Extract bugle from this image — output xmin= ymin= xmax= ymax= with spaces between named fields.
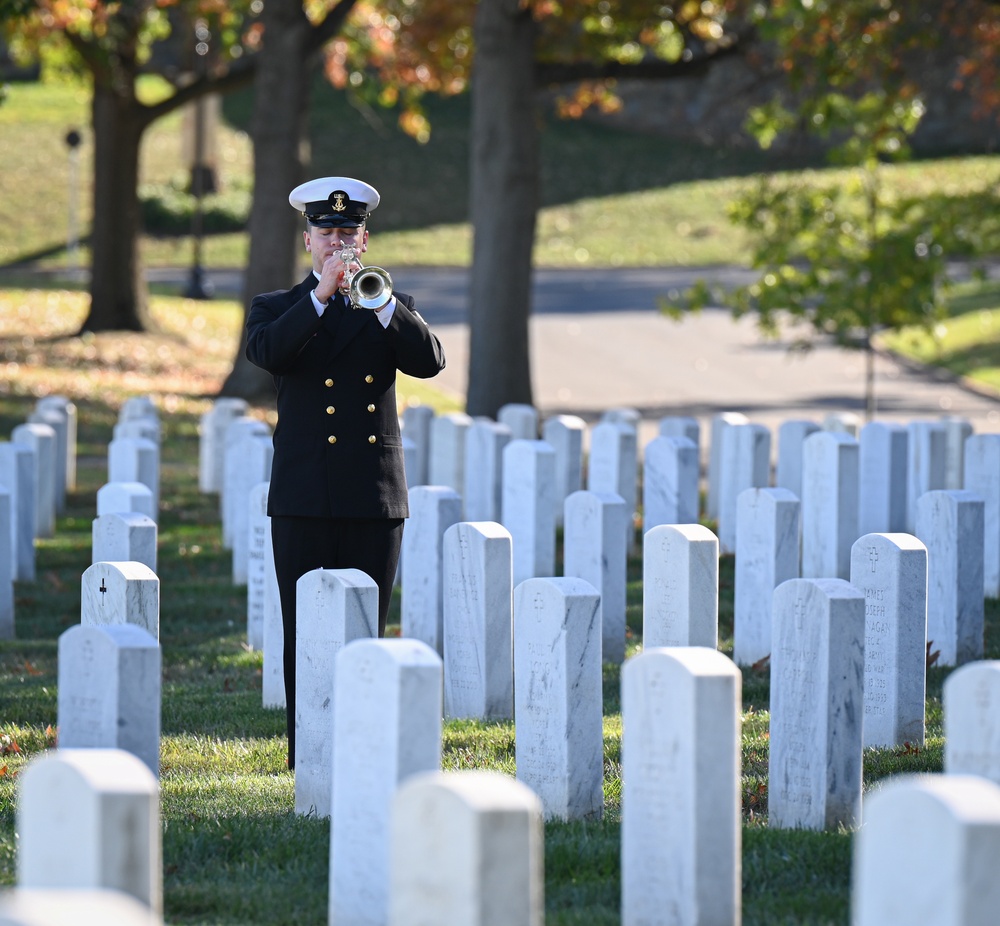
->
xmin=339 ymin=245 xmax=394 ymax=311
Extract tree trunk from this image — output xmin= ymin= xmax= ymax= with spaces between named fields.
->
xmin=219 ymin=0 xmax=314 ymax=400
xmin=465 ymin=0 xmax=539 ymax=419
xmin=78 ymin=82 xmax=151 ymax=333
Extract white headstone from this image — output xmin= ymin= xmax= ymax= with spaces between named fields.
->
xmin=658 ymin=415 xmax=700 ymax=458
xmin=402 ymin=485 xmax=463 ymax=656
xmin=401 ymin=404 xmax=435 ymax=488
xmin=707 ymin=412 xmax=748 ymax=521
xmin=0 ymin=490 xmax=12 ymax=640
xmin=0 ymin=496 xmax=14 ymax=640
xmin=92 ymin=512 xmax=157 ymax=573
xmin=228 ymin=434 xmax=273 ymax=582
xmin=389 ymin=771 xmax=544 ymax=926
xmin=944 ymin=661 xmax=1000 ymax=784
xmin=822 ymin=411 xmax=860 ymax=437
xmin=563 ymin=490 xmax=628 ymax=664
xmin=801 ymin=430 xmax=859 ymax=580
xmin=329 ymin=638 xmax=442 ymax=926
xmin=119 ymin=395 xmax=158 ymax=423
xmin=28 ymin=406 xmax=67 ymax=515
xmin=428 ymin=411 xmax=473 ymax=500
xmin=108 ymin=436 xmax=159 ymax=516
xmin=852 ymin=774 xmax=1000 ymax=926
xmin=642 ymin=435 xmax=699 ymax=531
xmin=0 ymin=441 xmax=36 ymax=581
xmin=442 ymin=521 xmax=513 ymax=721
xmin=514 ymin=576 xmax=603 ymax=821
xmin=33 ymin=395 xmax=77 ymax=494
xmin=769 ymin=577 xmax=864 ymax=830
xmin=775 ymin=419 xmax=820 ymax=501
xmin=858 ymin=421 xmax=908 ymax=536
xmin=96 ymin=482 xmax=155 ymax=522
xmin=621 ymin=647 xmax=741 ymax=926
xmin=221 ymin=417 xmax=270 ymax=546
xmin=58 ymin=624 xmax=161 ymax=775
xmin=11 ymin=423 xmax=56 ymax=539
xmin=502 ymin=440 xmax=557 ymax=586
xmin=246 ymin=482 xmax=271 ymax=651
xmin=113 ymin=418 xmax=161 ymax=447
xmin=942 ymin=415 xmax=973 ymax=490
xmin=916 ymin=489 xmax=985 ymax=666
xmin=542 ymin=414 xmax=585 ymax=528
xmin=587 ymin=421 xmax=638 ymax=552
xmin=262 ymin=517 xmax=284 ymax=709
xmin=463 ymin=419 xmax=511 ymax=523
xmin=198 ymin=397 xmax=248 ymax=493
xmin=717 ymin=422 xmax=770 ymax=555
xmin=294 ymin=567 xmax=378 ymax=818
xmin=81 ymin=562 xmax=159 ymax=641
xmin=643 ymin=523 xmax=719 ymax=649
xmin=849 ymin=533 xmax=927 ymax=748
xmin=16 ymin=748 xmax=161 ymax=913
xmin=603 ymin=407 xmax=641 ymax=429
xmin=906 ymin=420 xmax=947 ymax=533
xmin=964 ymin=433 xmax=1000 ymax=598
xmin=0 ymin=888 xmax=159 ymax=926
xmin=497 ymin=403 xmax=539 ymax=440
xmin=734 ymin=487 xmax=800 ymax=667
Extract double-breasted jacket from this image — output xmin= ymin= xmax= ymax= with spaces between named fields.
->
xmin=246 ymin=273 xmax=446 ymax=520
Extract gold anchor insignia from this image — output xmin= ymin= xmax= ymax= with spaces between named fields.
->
xmin=330 ymin=191 xmax=348 ymax=211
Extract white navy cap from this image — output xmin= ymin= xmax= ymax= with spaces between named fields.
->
xmin=288 ymin=176 xmax=380 ymax=228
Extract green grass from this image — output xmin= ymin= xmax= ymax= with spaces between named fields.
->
xmin=880 ymin=279 xmax=1000 ymax=394
xmin=4 ymin=75 xmax=1000 ymax=273
xmin=2 ymin=297 xmax=1000 ymax=924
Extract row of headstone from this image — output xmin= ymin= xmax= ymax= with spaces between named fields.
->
xmin=7 ymin=747 xmax=547 ymax=926
xmin=0 ymin=394 xmax=81 ymax=638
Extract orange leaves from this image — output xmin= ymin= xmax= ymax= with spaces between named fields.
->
xmin=0 ymin=734 xmax=22 ymax=757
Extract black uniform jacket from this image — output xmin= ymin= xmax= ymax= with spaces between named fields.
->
xmin=246 ymin=273 xmax=446 ymax=520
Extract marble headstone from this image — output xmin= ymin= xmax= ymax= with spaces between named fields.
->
xmin=442 ymin=521 xmax=514 ymax=721
xmin=294 ymin=567 xmax=377 ymax=818
xmin=621 ymin=647 xmax=741 ymax=926
xmin=389 ymin=771 xmax=544 ymax=926
xmin=329 ymin=639 xmax=442 ymax=926
xmin=768 ymin=577 xmax=864 ymax=830
xmin=513 ymin=577 xmax=603 ymax=821
xmin=849 ymin=533 xmax=928 ymax=748
xmin=643 ymin=523 xmax=719 ymax=649
xmin=81 ymin=561 xmax=159 ymax=641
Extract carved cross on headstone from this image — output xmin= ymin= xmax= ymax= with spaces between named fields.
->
xmin=533 ymin=592 xmax=545 ymax=622
xmin=99 ymin=578 xmax=107 ymax=605
xmin=870 ymin=546 xmax=879 ymax=573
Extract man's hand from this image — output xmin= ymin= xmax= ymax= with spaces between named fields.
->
xmin=314 ymin=253 xmax=347 ymax=304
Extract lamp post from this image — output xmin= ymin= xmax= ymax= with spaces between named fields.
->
xmin=184 ymin=19 xmax=214 ymax=299
xmin=65 ymin=128 xmax=82 ymax=278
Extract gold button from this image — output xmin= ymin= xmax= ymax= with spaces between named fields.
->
xmin=367 ymin=404 xmax=375 ymax=413
xmin=365 ymin=374 xmax=374 ymax=383
xmin=325 ymin=378 xmax=334 ymax=387
xmin=328 ymin=435 xmax=337 ymax=444
xmin=368 ymin=435 xmax=376 ymax=444
xmin=326 ymin=406 xmax=335 ymax=415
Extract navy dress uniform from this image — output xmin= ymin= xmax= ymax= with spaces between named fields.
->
xmin=246 ymin=176 xmax=446 ymax=767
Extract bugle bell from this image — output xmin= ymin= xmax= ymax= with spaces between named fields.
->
xmin=340 ymin=245 xmax=394 ymax=311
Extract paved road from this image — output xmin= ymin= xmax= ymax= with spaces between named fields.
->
xmin=385 ymin=267 xmax=1000 ymax=448
xmin=147 ymin=264 xmax=1000 ymax=446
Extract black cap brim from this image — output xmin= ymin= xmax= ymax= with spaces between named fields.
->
xmin=306 ymin=214 xmax=366 ymax=228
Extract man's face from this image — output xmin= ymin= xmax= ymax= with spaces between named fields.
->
xmin=304 ymin=222 xmax=368 ymax=273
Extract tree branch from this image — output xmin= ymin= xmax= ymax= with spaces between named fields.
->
xmin=138 ymin=57 xmax=258 ymax=128
xmin=304 ymin=0 xmax=361 ymax=56
xmin=535 ymin=35 xmax=747 ymax=86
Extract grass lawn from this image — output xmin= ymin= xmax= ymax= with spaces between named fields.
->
xmin=1 ymin=293 xmax=997 ymax=924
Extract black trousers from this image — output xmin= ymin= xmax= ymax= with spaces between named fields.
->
xmin=270 ymin=515 xmax=404 ymax=768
